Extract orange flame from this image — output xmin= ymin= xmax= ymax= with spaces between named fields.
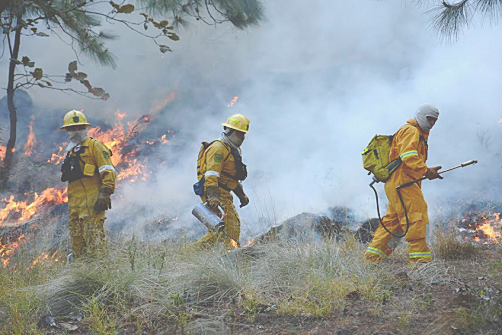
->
xmin=86 ymin=109 xmax=175 ymax=182
xmin=0 ymin=188 xmax=68 ymax=225
xmin=116 ymin=111 xmax=126 ymax=120
xmin=0 ymin=94 xmax=179 ymax=263
xmin=478 ymin=219 xmax=500 ymax=244
xmin=23 ymin=115 xmax=37 ymax=155
xmin=227 ymin=96 xmax=239 ymax=107
xmin=28 ymin=250 xmax=61 ymax=269
xmin=47 ymin=146 xmax=65 ymax=164
xmin=473 ymin=213 xmax=502 ymax=244
xmin=242 ymin=238 xmax=255 ymax=248
xmin=117 ymin=158 xmax=148 ymax=182
xmin=88 ymin=110 xmax=150 ymax=168
xmin=229 ymin=239 xmax=239 ymax=250
xmin=0 ymin=234 xmax=25 ymax=267
xmin=0 ymin=146 xmax=15 ymax=161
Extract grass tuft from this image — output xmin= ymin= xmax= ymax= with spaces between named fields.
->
xmin=0 ymin=226 xmax=499 ymax=334
xmin=433 ymin=227 xmax=481 ymax=260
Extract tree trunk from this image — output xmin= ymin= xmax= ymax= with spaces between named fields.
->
xmin=2 ymin=15 xmax=22 ymax=190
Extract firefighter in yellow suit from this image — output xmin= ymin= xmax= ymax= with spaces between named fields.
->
xmin=364 ymin=104 xmax=442 ymax=265
xmin=192 ymin=114 xmax=250 ymax=249
xmin=60 ymin=110 xmax=116 ymax=258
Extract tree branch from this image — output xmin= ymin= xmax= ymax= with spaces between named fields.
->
xmin=0 ymin=0 xmax=13 ymax=16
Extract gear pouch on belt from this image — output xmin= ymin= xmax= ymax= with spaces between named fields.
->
xmin=193 ymin=176 xmax=205 ymax=196
xmin=231 ymin=148 xmax=247 ymax=181
xmin=61 ymin=152 xmax=85 ymax=183
xmin=83 ymin=163 xmax=96 ymax=177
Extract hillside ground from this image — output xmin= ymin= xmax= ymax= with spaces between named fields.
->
xmin=0 ymin=229 xmax=500 ymax=335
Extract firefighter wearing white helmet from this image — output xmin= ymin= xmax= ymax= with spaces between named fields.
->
xmin=192 ymin=114 xmax=250 ymax=249
xmin=60 ymin=110 xmax=116 ymax=258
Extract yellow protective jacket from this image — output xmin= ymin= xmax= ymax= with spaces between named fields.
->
xmin=67 ymin=137 xmax=116 ymax=217
xmin=199 ymin=140 xmax=239 ymax=191
xmin=390 ymin=119 xmax=428 ymax=181
xmin=385 ymin=119 xmax=429 ymax=224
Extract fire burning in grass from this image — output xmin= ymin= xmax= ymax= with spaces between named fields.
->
xmin=459 ymin=210 xmax=502 ymax=245
xmin=0 ymin=94 xmax=178 ymax=266
xmin=229 ymin=238 xmax=239 ymax=250
xmin=117 ymin=158 xmax=148 ymax=182
xmin=0 ymin=108 xmax=176 ymax=226
xmin=0 ymin=146 xmax=15 ymax=160
xmin=241 ymin=238 xmax=255 ymax=248
xmin=0 ymin=188 xmax=68 ymax=225
xmin=473 ymin=213 xmax=501 ymax=244
xmin=0 ymin=234 xmax=25 ymax=267
xmin=28 ymin=250 xmax=62 ymax=270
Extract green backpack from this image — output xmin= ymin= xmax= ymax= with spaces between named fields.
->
xmin=361 ymin=134 xmax=401 ymax=183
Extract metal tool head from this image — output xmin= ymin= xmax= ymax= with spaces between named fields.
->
xmin=461 ymin=160 xmax=478 ymax=167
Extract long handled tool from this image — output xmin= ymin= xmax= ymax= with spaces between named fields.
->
xmin=396 ymin=160 xmax=478 ymax=189
xmin=370 ymin=160 xmax=478 ymax=238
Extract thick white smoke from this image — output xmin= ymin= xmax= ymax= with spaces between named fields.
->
xmin=1 ymin=1 xmax=502 ymax=242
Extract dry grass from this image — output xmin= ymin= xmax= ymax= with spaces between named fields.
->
xmin=432 ymin=226 xmax=481 ymax=260
xmin=0 ymin=236 xmax=390 ymax=334
xmin=0 ymin=228 xmax=500 ymax=334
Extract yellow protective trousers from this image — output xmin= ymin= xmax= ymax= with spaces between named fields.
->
xmin=192 ymin=188 xmax=241 ymax=249
xmin=68 ymin=190 xmax=106 ymax=257
xmin=364 ymin=119 xmax=432 ymax=264
xmin=66 ymin=138 xmax=116 ymax=257
xmin=364 ymin=179 xmax=431 ymax=264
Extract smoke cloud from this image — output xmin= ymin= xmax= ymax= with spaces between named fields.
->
xmin=1 ymin=1 xmax=502 ymax=242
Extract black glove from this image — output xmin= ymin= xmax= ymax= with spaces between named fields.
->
xmin=233 ymin=183 xmax=249 ymax=208
xmin=205 ymin=186 xmax=220 ymax=210
xmin=94 ymin=187 xmax=113 ymax=212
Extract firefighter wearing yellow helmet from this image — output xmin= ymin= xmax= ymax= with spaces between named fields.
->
xmin=192 ymin=114 xmax=250 ymax=249
xmin=60 ymin=110 xmax=116 ymax=258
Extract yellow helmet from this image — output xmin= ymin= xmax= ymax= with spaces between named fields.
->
xmin=60 ymin=110 xmax=91 ymax=129
xmin=221 ymin=114 xmax=250 ymax=133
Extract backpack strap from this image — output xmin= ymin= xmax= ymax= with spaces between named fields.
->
xmin=207 ymin=140 xmax=233 ymax=164
xmin=217 ymin=140 xmax=233 ymax=163
xmin=197 ymin=140 xmax=233 ymax=179
xmin=68 ymin=146 xmax=85 ymax=165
